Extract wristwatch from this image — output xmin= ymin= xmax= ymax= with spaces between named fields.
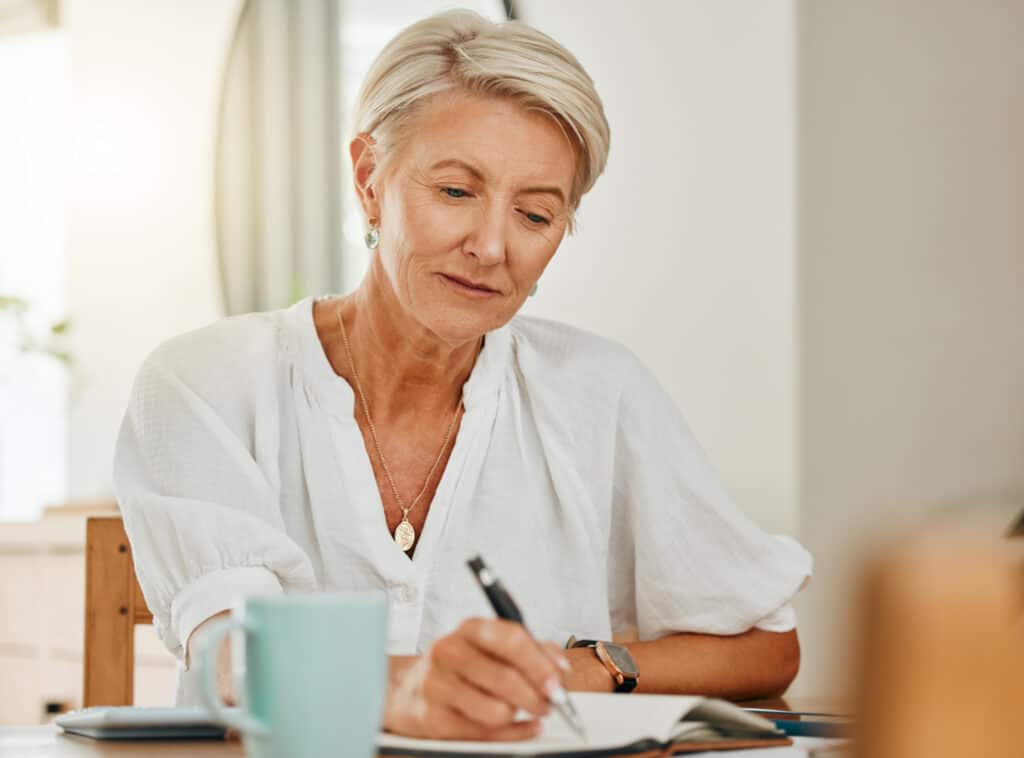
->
xmin=566 ymin=636 xmax=639 ymax=693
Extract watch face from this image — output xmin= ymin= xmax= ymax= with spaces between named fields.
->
xmin=605 ymin=644 xmax=638 ymax=677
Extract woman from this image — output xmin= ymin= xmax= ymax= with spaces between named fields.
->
xmin=114 ymin=9 xmax=811 ymax=741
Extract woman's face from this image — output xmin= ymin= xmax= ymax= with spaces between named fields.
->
xmin=354 ymin=92 xmax=576 ymax=344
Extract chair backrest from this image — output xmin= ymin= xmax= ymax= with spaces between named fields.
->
xmin=83 ymin=516 xmax=153 ymax=706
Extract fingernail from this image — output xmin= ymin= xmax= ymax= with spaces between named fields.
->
xmin=556 ymin=655 xmax=571 ymax=672
xmin=543 ymin=675 xmax=562 ymax=698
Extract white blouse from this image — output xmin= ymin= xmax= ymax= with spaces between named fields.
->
xmin=113 ymin=296 xmax=812 ymax=701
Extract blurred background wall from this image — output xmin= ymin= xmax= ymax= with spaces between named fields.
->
xmin=1 ymin=0 xmax=1021 ymax=717
xmin=521 ymin=1 xmax=800 ymax=541
xmin=64 ymin=0 xmax=234 ymax=502
xmin=1 ymin=0 xmax=240 ymax=722
xmin=796 ymin=0 xmax=1024 ymax=695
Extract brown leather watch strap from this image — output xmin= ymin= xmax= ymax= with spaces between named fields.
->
xmin=568 ymin=637 xmax=638 ymax=693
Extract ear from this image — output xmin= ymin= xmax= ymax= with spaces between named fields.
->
xmin=349 ymin=134 xmax=382 ymax=219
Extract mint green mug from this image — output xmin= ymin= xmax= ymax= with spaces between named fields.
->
xmin=198 ymin=592 xmax=387 ymax=758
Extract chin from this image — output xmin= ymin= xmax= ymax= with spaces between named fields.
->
xmin=420 ymin=302 xmax=509 ymax=344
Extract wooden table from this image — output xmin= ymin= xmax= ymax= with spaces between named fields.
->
xmin=1 ymin=697 xmax=848 ymax=756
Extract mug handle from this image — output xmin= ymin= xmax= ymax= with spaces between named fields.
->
xmin=197 ymin=617 xmax=269 ymax=737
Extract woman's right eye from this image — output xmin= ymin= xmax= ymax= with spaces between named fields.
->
xmin=442 ymin=187 xmax=468 ymax=199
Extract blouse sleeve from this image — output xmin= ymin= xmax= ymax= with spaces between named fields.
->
xmin=608 ymin=358 xmax=812 ymax=640
xmin=112 ymin=340 xmax=317 ymax=661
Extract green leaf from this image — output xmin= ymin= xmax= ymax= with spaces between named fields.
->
xmin=0 ymin=295 xmax=29 ymax=312
xmin=50 ymin=319 xmax=71 ymax=335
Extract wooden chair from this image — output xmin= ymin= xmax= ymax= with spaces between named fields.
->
xmin=83 ymin=516 xmax=153 ymax=706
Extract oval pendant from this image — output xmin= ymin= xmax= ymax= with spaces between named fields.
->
xmin=394 ymin=519 xmax=416 ymax=552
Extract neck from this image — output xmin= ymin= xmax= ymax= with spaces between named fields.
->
xmin=338 ymin=258 xmax=482 ymax=424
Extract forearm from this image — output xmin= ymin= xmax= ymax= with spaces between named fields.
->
xmin=564 ymin=628 xmax=800 ymax=700
xmin=187 ymin=610 xmax=234 ymax=702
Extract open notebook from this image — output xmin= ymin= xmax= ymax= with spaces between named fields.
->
xmin=377 ymin=693 xmax=791 ymax=756
xmin=57 ymin=693 xmax=790 ymax=753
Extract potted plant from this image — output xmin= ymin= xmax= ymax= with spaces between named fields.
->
xmin=0 ymin=295 xmax=70 ymax=373
xmin=0 ymin=294 xmax=71 ymax=520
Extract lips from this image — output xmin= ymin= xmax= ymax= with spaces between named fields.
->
xmin=440 ymin=273 xmax=500 ymax=293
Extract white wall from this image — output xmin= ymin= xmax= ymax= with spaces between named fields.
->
xmin=519 ymin=0 xmax=799 ymax=536
xmin=795 ymin=0 xmax=1024 ymax=696
xmin=66 ymin=0 xmax=241 ymax=500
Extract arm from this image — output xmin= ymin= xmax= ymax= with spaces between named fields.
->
xmin=563 ymin=628 xmax=800 ymax=700
xmin=603 ymin=357 xmax=812 ymax=698
xmin=189 ymin=611 xmax=234 ymax=704
xmin=115 ymin=341 xmax=317 ymax=662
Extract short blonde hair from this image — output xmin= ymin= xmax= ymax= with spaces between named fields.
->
xmin=352 ymin=9 xmax=610 ymax=232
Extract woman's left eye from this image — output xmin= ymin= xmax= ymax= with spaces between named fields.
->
xmin=441 ymin=188 xmax=549 ymax=226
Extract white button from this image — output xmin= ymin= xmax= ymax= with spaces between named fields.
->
xmin=391 ymin=584 xmax=418 ymax=604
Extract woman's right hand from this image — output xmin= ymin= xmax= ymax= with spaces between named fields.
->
xmin=384 ymin=618 xmax=570 ymax=741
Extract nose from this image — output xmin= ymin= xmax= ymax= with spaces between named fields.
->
xmin=462 ymin=202 xmax=507 ymax=266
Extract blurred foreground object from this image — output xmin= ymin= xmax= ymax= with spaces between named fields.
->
xmin=853 ymin=525 xmax=1024 ymax=758
xmin=1006 ymin=507 xmax=1024 ymax=538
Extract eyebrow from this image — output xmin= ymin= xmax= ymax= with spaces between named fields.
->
xmin=428 ymin=158 xmax=567 ymax=206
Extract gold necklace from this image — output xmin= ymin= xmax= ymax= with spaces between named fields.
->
xmin=336 ymin=303 xmax=463 ymax=553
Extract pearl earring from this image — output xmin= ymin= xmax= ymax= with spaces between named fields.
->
xmin=529 ymin=282 xmax=539 ymax=297
xmin=364 ymin=217 xmax=380 ymax=249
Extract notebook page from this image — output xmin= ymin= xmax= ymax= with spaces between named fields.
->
xmin=377 ymin=693 xmax=703 ymax=755
xmin=679 ymin=699 xmax=780 ymax=737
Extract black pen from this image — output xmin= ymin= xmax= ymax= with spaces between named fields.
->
xmin=467 ymin=556 xmax=586 ymax=740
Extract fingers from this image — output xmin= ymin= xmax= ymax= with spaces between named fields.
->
xmin=455 ymin=618 xmax=564 ymax=704
xmin=401 ymin=619 xmax=568 ymax=741
xmin=422 ymin=665 xmax=518 ymax=726
xmin=441 ymin=636 xmax=552 ymax=718
xmin=426 ymin=704 xmax=542 ymax=742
